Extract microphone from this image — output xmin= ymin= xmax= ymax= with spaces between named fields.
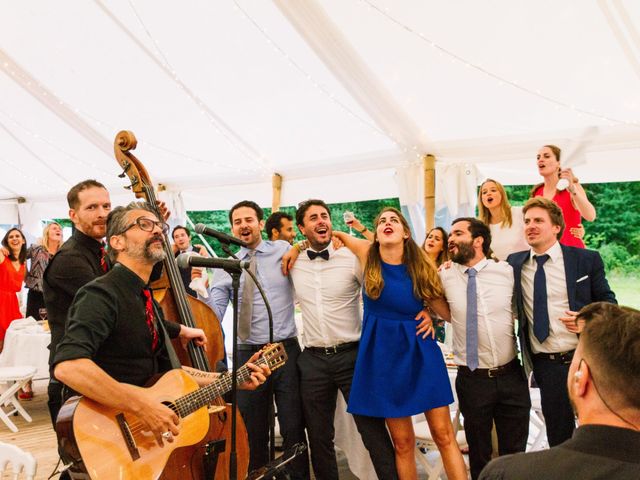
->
xmin=176 ymin=252 xmax=250 ymax=272
xmin=194 ymin=223 xmax=248 ymax=248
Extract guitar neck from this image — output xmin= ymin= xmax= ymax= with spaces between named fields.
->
xmin=175 ymin=358 xmax=267 ymax=418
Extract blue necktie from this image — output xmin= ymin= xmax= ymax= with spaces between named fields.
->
xmin=466 ymin=267 xmax=479 ymax=371
xmin=533 ymin=254 xmax=550 ymax=343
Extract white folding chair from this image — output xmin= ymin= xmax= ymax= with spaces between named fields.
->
xmin=527 ymin=388 xmax=548 ymax=451
xmin=0 ymin=441 xmax=37 ymax=479
xmin=0 ymin=367 xmax=36 ymax=433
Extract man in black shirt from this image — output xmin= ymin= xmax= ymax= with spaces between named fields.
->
xmin=480 ymin=303 xmax=640 ymax=480
xmin=53 ymin=201 xmax=269 ymax=444
xmin=43 ymin=179 xmax=112 ymax=426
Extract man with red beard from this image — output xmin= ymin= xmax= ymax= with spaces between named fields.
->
xmin=43 ymin=180 xmax=113 ymax=428
xmin=289 ymin=199 xmax=397 ymax=480
xmin=439 ymin=217 xmax=530 ymax=480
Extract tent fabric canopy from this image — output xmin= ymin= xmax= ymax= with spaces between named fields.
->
xmin=1 ymin=0 xmax=639 ymax=229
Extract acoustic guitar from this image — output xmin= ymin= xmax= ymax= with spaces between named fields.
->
xmin=56 ymin=343 xmax=286 ymax=480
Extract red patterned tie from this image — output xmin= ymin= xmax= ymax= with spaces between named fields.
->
xmin=142 ymin=289 xmax=159 ymax=351
xmin=99 ymin=245 xmax=109 ymax=273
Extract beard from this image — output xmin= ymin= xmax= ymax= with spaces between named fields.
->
xmin=450 ymin=241 xmax=475 ymax=264
xmin=128 ymin=235 xmax=166 ymax=263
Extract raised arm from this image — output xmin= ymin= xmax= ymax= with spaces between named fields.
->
xmin=332 ymin=230 xmax=370 ymax=268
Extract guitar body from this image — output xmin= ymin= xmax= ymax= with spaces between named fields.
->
xmin=57 ymin=370 xmax=209 ymax=480
xmin=160 ymin=405 xmax=249 ymax=480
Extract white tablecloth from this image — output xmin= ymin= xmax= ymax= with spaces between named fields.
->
xmin=0 ymin=318 xmax=50 ymax=380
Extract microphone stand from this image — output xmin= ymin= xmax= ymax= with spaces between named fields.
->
xmin=221 ymin=243 xmax=277 ymax=463
xmin=219 ymin=241 xmax=242 ymax=480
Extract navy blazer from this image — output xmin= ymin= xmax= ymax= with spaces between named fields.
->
xmin=507 ymin=244 xmax=616 ymax=368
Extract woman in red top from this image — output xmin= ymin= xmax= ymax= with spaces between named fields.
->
xmin=531 ymin=145 xmax=596 ymax=248
xmin=0 ymin=228 xmax=27 ymax=351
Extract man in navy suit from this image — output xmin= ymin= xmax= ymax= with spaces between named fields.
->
xmin=507 ymin=197 xmax=616 ymax=446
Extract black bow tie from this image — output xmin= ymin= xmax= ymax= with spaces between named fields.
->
xmin=307 ymin=249 xmax=329 ymax=261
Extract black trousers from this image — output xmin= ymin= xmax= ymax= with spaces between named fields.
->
xmin=297 ymin=347 xmax=397 ymax=480
xmin=26 ymin=289 xmax=46 ymax=320
xmin=456 ymin=361 xmax=531 ymax=480
xmin=237 ymin=340 xmax=309 ymax=480
xmin=532 ymin=356 xmax=575 ymax=446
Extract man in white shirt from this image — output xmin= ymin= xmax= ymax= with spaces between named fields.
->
xmin=289 ymin=199 xmax=397 ymax=480
xmin=440 ymin=217 xmax=530 ymax=480
xmin=507 ymin=197 xmax=616 ymax=447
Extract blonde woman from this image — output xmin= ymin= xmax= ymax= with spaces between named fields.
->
xmin=477 ymin=179 xmax=528 ymax=261
xmin=335 ymin=207 xmax=466 ymax=480
xmin=25 ymin=222 xmax=63 ymax=319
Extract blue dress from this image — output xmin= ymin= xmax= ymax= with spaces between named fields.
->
xmin=347 ymin=262 xmax=453 ymax=418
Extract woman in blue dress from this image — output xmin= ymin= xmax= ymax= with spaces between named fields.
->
xmin=334 ymin=207 xmax=466 ymax=480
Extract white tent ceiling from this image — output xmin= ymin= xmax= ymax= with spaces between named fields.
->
xmin=1 ymin=0 xmax=639 ymax=223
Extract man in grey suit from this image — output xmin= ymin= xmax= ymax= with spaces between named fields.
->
xmin=507 ymin=197 xmax=616 ymax=446
xmin=480 ymin=302 xmax=640 ymax=479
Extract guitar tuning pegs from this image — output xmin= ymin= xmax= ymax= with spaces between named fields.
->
xmin=118 ymin=172 xmax=126 ymax=178
xmin=124 ymin=185 xmax=132 ymax=190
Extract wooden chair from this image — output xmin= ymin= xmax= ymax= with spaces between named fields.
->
xmin=0 ymin=441 xmax=37 ymax=479
xmin=0 ymin=366 xmax=36 ymax=433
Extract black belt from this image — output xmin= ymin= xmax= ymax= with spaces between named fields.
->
xmin=457 ymin=358 xmax=520 ymax=378
xmin=533 ymin=350 xmax=575 ymax=363
xmin=237 ymin=337 xmax=299 ymax=352
xmin=305 ymin=341 xmax=359 ymax=356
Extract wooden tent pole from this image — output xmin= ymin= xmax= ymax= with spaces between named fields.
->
xmin=424 ymin=154 xmax=436 ymax=231
xmin=272 ymin=173 xmax=282 ymax=212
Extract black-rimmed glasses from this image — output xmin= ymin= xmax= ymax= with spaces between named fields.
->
xmin=120 ymin=216 xmax=169 ymax=235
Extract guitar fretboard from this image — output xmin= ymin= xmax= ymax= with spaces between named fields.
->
xmin=175 ymin=357 xmax=269 ymax=417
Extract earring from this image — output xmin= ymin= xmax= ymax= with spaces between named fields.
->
xmin=574 ymin=371 xmax=583 ymax=380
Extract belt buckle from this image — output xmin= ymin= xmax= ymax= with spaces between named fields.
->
xmin=548 ymin=353 xmax=557 ymax=361
xmin=324 ymin=345 xmax=338 ymax=355
xmin=487 ymin=367 xmax=499 ymax=378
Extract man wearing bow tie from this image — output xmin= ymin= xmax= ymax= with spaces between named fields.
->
xmin=289 ymin=199 xmax=397 ymax=480
xmin=507 ymin=197 xmax=616 ymax=447
xmin=200 ymin=200 xmax=309 ymax=480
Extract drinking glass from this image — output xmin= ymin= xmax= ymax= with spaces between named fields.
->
xmin=343 ymin=211 xmax=355 ymax=236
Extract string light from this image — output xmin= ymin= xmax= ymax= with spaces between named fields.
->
xmin=0 ymin=61 xmax=253 ymax=176
xmin=0 ymin=154 xmax=57 ymax=192
xmin=360 ymin=0 xmax=640 ymax=128
xmin=230 ymin=0 xmax=393 ymax=143
xmin=0 ymin=109 xmax=114 ymax=177
xmin=118 ymin=0 xmax=270 ymax=173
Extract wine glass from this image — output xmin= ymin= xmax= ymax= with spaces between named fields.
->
xmin=343 ymin=211 xmax=355 ymax=236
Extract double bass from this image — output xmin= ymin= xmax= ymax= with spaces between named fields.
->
xmin=114 ymin=130 xmax=249 ymax=479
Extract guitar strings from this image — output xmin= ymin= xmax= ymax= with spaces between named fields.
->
xmin=123 ymin=353 xmax=282 ymax=438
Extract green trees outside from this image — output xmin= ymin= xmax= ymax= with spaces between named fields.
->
xmin=503 ymin=182 xmax=640 ymax=274
xmin=188 ymin=198 xmax=401 ymax=257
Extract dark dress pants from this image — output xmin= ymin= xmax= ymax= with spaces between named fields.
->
xmin=237 ymin=341 xmax=310 ymax=480
xmin=26 ymin=289 xmax=46 ymax=320
xmin=456 ymin=363 xmax=531 ymax=480
xmin=532 ymin=356 xmax=575 ymax=446
xmin=297 ymin=347 xmax=397 ymax=480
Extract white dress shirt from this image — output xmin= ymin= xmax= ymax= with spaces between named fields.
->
xmin=521 ymin=241 xmax=577 ymax=354
xmin=489 ymin=206 xmax=529 ymax=261
xmin=439 ymin=258 xmax=517 ymax=368
xmin=290 ymin=244 xmax=363 ymax=348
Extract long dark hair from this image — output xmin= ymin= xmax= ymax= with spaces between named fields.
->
xmin=2 ymin=228 xmax=27 ymax=263
xmin=365 ymin=207 xmax=443 ymax=301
